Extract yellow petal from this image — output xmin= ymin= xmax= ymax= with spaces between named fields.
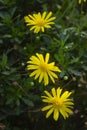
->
xmin=41 ymin=96 xmax=49 ymax=99
xmin=61 ymin=91 xmax=72 ymax=101
xmin=50 ymin=66 xmax=61 ymax=72
xmin=27 ymin=65 xmax=38 ymax=70
xmin=53 ymin=108 xmax=59 ymax=121
xmin=46 ymin=22 xmax=55 ymax=25
xmin=28 ymin=14 xmax=36 ymax=21
xmin=44 ymin=72 xmax=49 ymax=86
xmin=46 ymin=17 xmax=56 ymax=22
xmin=33 ymin=13 xmax=38 ymax=19
xmin=38 ymin=12 xmax=41 ymax=19
xmin=48 ymin=71 xmax=55 ymax=83
xmin=48 ymin=62 xmax=55 ymax=66
xmin=30 ymin=70 xmax=39 ymax=77
xmin=25 ymin=19 xmax=35 ymax=25
xmin=42 ymin=11 xmax=47 ymax=19
xmin=30 ymin=55 xmax=40 ymax=64
xmin=44 ymin=25 xmax=51 ymax=28
xmin=41 ymin=26 xmax=44 ymax=32
xmin=64 ymin=107 xmax=73 ymax=114
xmin=48 ymin=71 xmax=58 ymax=78
xmin=45 ymin=53 xmax=50 ymax=63
xmin=45 ymin=12 xmax=53 ymax=20
xmin=64 ymin=101 xmax=74 ymax=105
xmin=44 ymin=90 xmax=52 ymax=98
xmin=36 ymin=53 xmax=44 ymax=62
xmin=24 ymin=16 xmax=29 ymax=22
xmin=34 ymin=26 xmax=41 ymax=33
xmin=46 ymin=108 xmax=54 ymax=118
xmin=59 ymin=107 xmax=69 ymax=119
xmin=39 ymin=71 xmax=44 ymax=83
xmin=34 ymin=70 xmax=41 ymax=79
xmin=57 ymin=87 xmax=62 ymax=98
xmin=30 ymin=26 xmax=37 ymax=31
xmin=41 ymin=105 xmax=53 ymax=111
xmin=52 ymin=88 xmax=56 ymax=97
xmin=42 ymin=99 xmax=52 ymax=103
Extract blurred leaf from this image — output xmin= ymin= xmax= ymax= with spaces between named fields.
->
xmin=0 ymin=53 xmax=7 ymax=68
xmin=0 ymin=0 xmax=4 ymax=3
xmin=6 ymin=97 xmax=14 ymax=105
xmin=2 ymin=34 xmax=12 ymax=38
xmin=82 ymin=65 xmax=87 ymax=71
xmin=22 ymin=98 xmax=34 ymax=107
xmin=10 ymin=7 xmax=17 ymax=17
xmin=68 ymin=67 xmax=82 ymax=76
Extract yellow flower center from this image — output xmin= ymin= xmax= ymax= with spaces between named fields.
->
xmin=37 ymin=19 xmax=45 ymax=27
xmin=40 ymin=62 xmax=48 ymax=71
xmin=53 ymin=98 xmax=63 ymax=108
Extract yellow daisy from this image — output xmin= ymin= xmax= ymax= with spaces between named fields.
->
xmin=27 ymin=53 xmax=61 ymax=86
xmin=24 ymin=11 xmax=56 ymax=33
xmin=41 ymin=87 xmax=74 ymax=121
xmin=78 ymin=0 xmax=86 ymax=4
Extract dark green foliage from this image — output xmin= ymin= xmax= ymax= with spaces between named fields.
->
xmin=0 ymin=0 xmax=87 ymax=130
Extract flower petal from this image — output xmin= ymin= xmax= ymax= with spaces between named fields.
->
xmin=41 ymin=26 xmax=44 ymax=32
xmin=42 ymin=99 xmax=52 ymax=103
xmin=45 ymin=12 xmax=53 ymax=20
xmin=27 ymin=65 xmax=38 ymax=70
xmin=41 ymin=105 xmax=53 ymax=111
xmin=30 ymin=70 xmax=40 ymax=77
xmin=39 ymin=71 xmax=44 ymax=83
xmin=30 ymin=26 xmax=37 ymax=30
xmin=64 ymin=101 xmax=74 ymax=105
xmin=48 ymin=71 xmax=58 ymax=78
xmin=28 ymin=14 xmax=36 ymax=21
xmin=64 ymin=107 xmax=73 ymax=114
xmin=44 ymin=90 xmax=52 ymax=98
xmin=57 ymin=87 xmax=62 ymax=98
xmin=46 ymin=108 xmax=54 ymax=118
xmin=52 ymin=88 xmax=56 ymax=97
xmin=59 ymin=107 xmax=69 ymax=119
xmin=45 ymin=17 xmax=56 ymax=22
xmin=61 ymin=91 xmax=72 ymax=101
xmin=42 ymin=11 xmax=47 ymax=19
xmin=45 ymin=53 xmax=50 ymax=63
xmin=53 ymin=108 xmax=59 ymax=121
xmin=29 ymin=55 xmax=40 ymax=64
xmin=44 ymin=72 xmax=49 ymax=86
xmin=34 ymin=70 xmax=41 ymax=79
xmin=48 ymin=71 xmax=55 ymax=83
xmin=36 ymin=53 xmax=44 ymax=62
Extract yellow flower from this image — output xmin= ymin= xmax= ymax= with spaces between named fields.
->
xmin=41 ymin=87 xmax=74 ymax=121
xmin=24 ymin=11 xmax=56 ymax=33
xmin=27 ymin=53 xmax=61 ymax=86
xmin=78 ymin=0 xmax=86 ymax=4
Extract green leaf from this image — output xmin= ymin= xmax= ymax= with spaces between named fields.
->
xmin=68 ymin=68 xmax=82 ymax=76
xmin=1 ymin=53 xmax=7 ymax=68
xmin=22 ymin=98 xmax=34 ymax=107
xmin=82 ymin=65 xmax=87 ymax=71
xmin=6 ymin=97 xmax=14 ymax=105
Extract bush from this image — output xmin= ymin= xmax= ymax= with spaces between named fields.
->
xmin=0 ymin=0 xmax=87 ymax=130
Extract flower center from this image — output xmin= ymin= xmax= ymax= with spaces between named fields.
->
xmin=40 ymin=62 xmax=48 ymax=71
xmin=53 ymin=98 xmax=62 ymax=108
xmin=37 ymin=19 xmax=45 ymax=27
